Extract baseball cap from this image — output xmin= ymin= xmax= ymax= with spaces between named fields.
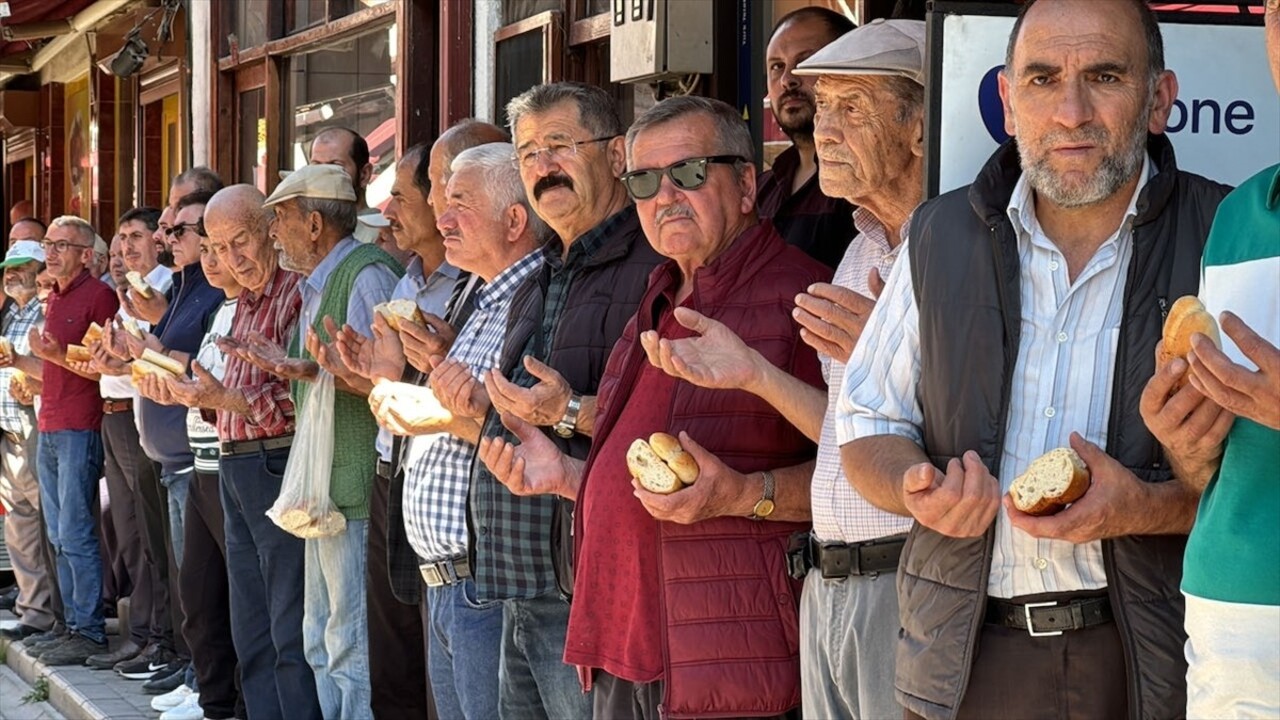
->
xmin=264 ymin=164 xmax=358 ymax=207
xmin=0 ymin=240 xmax=46 ymax=268
xmin=794 ymin=18 xmax=927 ymax=85
xmin=357 ymin=210 xmax=390 ymax=228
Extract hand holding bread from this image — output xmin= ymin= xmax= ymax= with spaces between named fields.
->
xmin=1008 ymin=448 xmax=1090 ymax=516
xmin=1157 ymin=296 xmax=1220 ymax=388
xmin=626 ymin=432 xmax=700 ymax=495
xmin=373 ymin=299 xmax=424 ymax=333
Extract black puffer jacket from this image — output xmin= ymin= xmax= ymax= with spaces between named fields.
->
xmin=899 ymin=134 xmax=1230 ymax=720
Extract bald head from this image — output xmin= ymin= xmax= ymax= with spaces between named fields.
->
xmin=9 ymin=200 xmax=34 ymax=225
xmin=205 ymin=184 xmax=278 ymax=294
xmin=428 ymin=120 xmax=510 ymax=212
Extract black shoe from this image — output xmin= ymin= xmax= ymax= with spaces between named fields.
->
xmin=40 ymin=633 xmax=108 ymax=666
xmin=116 ymin=644 xmax=177 ymax=680
xmin=142 ymin=661 xmax=188 ymax=695
xmin=0 ymin=592 xmax=15 ymax=612
xmin=0 ymin=623 xmax=45 ymax=641
xmin=85 ymin=639 xmax=142 ymax=670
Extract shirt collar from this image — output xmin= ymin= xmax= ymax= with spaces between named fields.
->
xmin=52 ymin=268 xmax=92 ymax=297
xmin=145 ymin=263 xmax=173 ymax=287
xmin=1007 ymin=153 xmax=1153 ymax=249
xmin=475 ymin=250 xmax=543 ymax=310
xmin=305 ymin=236 xmax=358 ymax=295
xmin=851 ymin=207 xmax=909 ymax=255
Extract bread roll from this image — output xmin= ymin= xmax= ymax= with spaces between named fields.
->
xmin=65 ymin=344 xmax=92 ymax=364
xmin=1010 ymin=448 xmax=1091 ymax=516
xmin=375 ymin=299 xmax=424 ymax=332
xmin=131 ymin=359 xmax=168 ymax=383
xmin=81 ymin=322 xmax=104 ymax=346
xmin=126 ymin=270 xmax=153 ymax=299
xmin=1159 ymin=296 xmax=1221 ymax=384
xmin=140 ymin=348 xmax=185 ymax=376
xmin=647 ymin=432 xmax=700 ymax=485
xmin=626 ymin=439 xmax=683 ymax=494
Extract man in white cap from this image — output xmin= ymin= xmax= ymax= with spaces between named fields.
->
xmin=243 ymin=162 xmax=401 ymax=720
xmin=640 ymin=19 xmax=926 ymax=719
xmin=0 ymin=233 xmax=62 ymax=642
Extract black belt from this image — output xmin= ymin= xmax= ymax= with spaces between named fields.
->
xmin=420 ymin=556 xmax=471 ymax=587
xmin=376 ymin=459 xmax=393 ymax=480
xmin=986 ymin=596 xmax=1113 ymax=637
xmin=787 ymin=531 xmax=906 ymax=579
xmin=220 ymin=435 xmax=293 ymax=457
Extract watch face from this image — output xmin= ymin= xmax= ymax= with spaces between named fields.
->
xmin=754 ymin=499 xmax=776 ymax=518
xmin=554 ymin=425 xmax=574 ymax=439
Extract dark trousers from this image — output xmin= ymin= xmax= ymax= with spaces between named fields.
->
xmin=366 ymin=470 xmax=435 ymax=720
xmin=96 ymin=491 xmax=125 ymax=614
xmin=181 ymin=471 xmax=240 ymax=720
xmin=904 ymin=599 xmax=1127 ymax=720
xmin=220 ymin=447 xmax=320 ymax=720
xmin=102 ymin=411 xmax=170 ymax=648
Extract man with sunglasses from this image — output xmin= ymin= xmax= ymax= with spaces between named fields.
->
xmin=480 ymin=96 xmax=830 ymax=719
xmin=3 ymin=215 xmax=119 ymax=665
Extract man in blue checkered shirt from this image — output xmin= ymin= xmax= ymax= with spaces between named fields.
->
xmin=367 ymin=141 xmax=549 ymax=720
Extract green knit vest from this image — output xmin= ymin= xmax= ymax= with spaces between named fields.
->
xmin=290 ymin=242 xmax=403 ymax=520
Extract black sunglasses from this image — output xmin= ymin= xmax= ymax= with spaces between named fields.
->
xmin=167 ymin=219 xmax=207 ymax=239
xmin=620 ymin=155 xmax=745 ymax=200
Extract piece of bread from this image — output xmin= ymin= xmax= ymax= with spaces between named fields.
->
xmin=647 ymin=432 xmax=700 ymax=485
xmin=626 ymin=439 xmax=683 ymax=494
xmin=375 ymin=299 xmax=424 ymax=332
xmin=140 ymin=348 xmax=185 ymax=376
xmin=131 ymin=359 xmax=168 ymax=383
xmin=126 ymin=271 xmax=153 ymax=299
xmin=0 ymin=337 xmax=11 ymax=356
xmin=1158 ymin=296 xmax=1221 ymax=385
xmin=1010 ymin=448 xmax=1091 ymax=517
xmin=65 ymin=344 xmax=92 ymax=364
xmin=121 ymin=316 xmax=144 ymax=340
xmin=81 ymin=322 xmax=104 ymax=346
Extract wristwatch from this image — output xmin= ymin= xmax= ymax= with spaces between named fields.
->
xmin=750 ymin=470 xmax=776 ymax=520
xmin=553 ymin=393 xmax=582 ymax=438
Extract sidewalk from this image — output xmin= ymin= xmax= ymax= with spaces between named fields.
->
xmin=1 ymin=611 xmax=161 ymax=720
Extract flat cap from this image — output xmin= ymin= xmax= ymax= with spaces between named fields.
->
xmin=794 ymin=18 xmax=926 ymax=85
xmin=264 ymin=164 xmax=357 ymax=207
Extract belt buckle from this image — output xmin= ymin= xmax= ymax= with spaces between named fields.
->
xmin=420 ymin=563 xmax=444 ymax=587
xmin=1024 ymin=600 xmax=1063 ymax=637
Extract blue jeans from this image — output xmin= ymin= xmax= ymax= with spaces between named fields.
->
xmin=37 ymin=430 xmax=105 ymax=643
xmin=220 ymin=448 xmax=320 ymax=720
xmin=499 ymin=593 xmax=592 ymax=719
xmin=161 ymin=469 xmax=192 ymax=567
xmin=304 ymin=519 xmax=371 ymax=720
xmin=424 ymin=578 xmax=503 ymax=720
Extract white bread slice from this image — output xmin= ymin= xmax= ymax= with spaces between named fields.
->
xmin=627 ymin=438 xmax=682 ymax=494
xmin=126 ymin=270 xmax=154 ymax=298
xmin=375 ymin=299 xmax=424 ymax=332
xmin=648 ymin=432 xmax=699 ymax=485
xmin=1010 ymin=448 xmax=1090 ymax=516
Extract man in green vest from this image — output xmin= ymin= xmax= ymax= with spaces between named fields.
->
xmin=256 ymin=163 xmax=402 ymax=719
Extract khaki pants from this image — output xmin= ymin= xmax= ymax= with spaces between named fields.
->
xmin=1 ymin=412 xmax=61 ymax=630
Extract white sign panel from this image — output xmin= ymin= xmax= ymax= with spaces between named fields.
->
xmin=936 ymin=14 xmax=1279 ymax=195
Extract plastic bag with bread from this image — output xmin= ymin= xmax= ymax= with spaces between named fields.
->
xmin=1158 ymin=296 xmax=1220 ymax=388
xmin=1009 ymin=447 xmax=1091 ymax=516
xmin=626 ymin=432 xmax=700 ymax=494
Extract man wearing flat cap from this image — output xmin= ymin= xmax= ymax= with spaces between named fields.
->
xmin=236 ymin=162 xmax=403 ymax=719
xmin=649 ymin=19 xmax=927 ymax=719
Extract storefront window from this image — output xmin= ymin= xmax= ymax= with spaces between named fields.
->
xmin=285 ymin=23 xmax=397 ymax=207
xmin=504 ymin=0 xmax=562 ymax=24
xmin=238 ymin=88 xmax=267 ymax=191
xmin=288 ymin=0 xmax=327 ymax=34
xmin=223 ymin=0 xmax=269 ymax=56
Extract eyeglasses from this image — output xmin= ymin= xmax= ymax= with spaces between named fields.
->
xmin=167 ymin=220 xmax=206 ymax=239
xmin=513 ymin=136 xmax=613 ymax=168
xmin=619 ymin=155 xmax=745 ymax=200
xmin=39 ymin=239 xmax=93 ymax=254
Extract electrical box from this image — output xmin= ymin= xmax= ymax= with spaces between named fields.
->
xmin=610 ymin=0 xmax=713 ymax=84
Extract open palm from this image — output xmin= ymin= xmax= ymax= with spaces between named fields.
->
xmin=640 ymin=307 xmax=762 ymax=390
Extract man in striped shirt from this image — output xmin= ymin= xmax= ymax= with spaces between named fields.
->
xmin=167 ymin=184 xmax=320 ymax=720
xmin=367 ymin=142 xmax=548 ymax=720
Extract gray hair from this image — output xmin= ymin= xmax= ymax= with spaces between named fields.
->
xmin=294 ymin=197 xmax=359 ymax=237
xmin=624 ymin=96 xmax=754 ymax=174
xmin=506 ymin=82 xmax=624 ymax=139
xmin=882 ymin=75 xmax=925 ymax=124
xmin=173 ymin=166 xmax=226 ymax=196
xmin=48 ymin=215 xmax=97 ymax=247
xmin=451 ymin=142 xmax=552 ymax=244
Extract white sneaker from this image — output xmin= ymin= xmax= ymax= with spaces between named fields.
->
xmin=159 ymin=693 xmax=204 ymax=720
xmin=151 ymin=684 xmax=195 ymax=712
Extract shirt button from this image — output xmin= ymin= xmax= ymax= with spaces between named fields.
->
xmin=479 ymin=526 xmax=489 ymax=535
xmin=1044 ymin=406 xmax=1056 ymax=418
xmin=1057 ymin=332 xmax=1068 ymax=343
xmin=1048 ymin=260 xmax=1060 ymax=271
xmin=1034 ymin=557 xmax=1049 ymax=571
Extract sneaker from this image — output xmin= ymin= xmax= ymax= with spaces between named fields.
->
xmin=40 ymin=633 xmax=108 ymax=666
xmin=151 ymin=684 xmax=195 ymax=712
xmin=22 ymin=627 xmax=67 ymax=647
xmin=142 ymin=662 xmax=189 ymax=695
xmin=25 ymin=632 xmax=73 ymax=659
xmin=159 ymin=693 xmax=204 ymax=720
xmin=85 ymin=639 xmax=142 ymax=670
xmin=116 ymin=644 xmax=177 ymax=680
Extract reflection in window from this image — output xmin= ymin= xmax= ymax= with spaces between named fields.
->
xmin=224 ymin=0 xmax=269 ymax=56
xmin=238 ymin=88 xmax=267 ymax=191
xmin=286 ymin=24 xmax=398 ymax=208
xmin=288 ymin=0 xmax=326 ymax=34
xmin=496 ymin=30 xmax=545 ymax=126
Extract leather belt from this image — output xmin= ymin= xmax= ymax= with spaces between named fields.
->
xmin=420 ymin=556 xmax=471 ymax=587
xmin=375 ymin=459 xmax=393 ymax=480
xmin=220 ymin=435 xmax=293 ymax=458
xmin=986 ymin=595 xmax=1113 ymax=637
xmin=102 ymin=398 xmax=133 ymax=414
xmin=788 ymin=531 xmax=906 ymax=579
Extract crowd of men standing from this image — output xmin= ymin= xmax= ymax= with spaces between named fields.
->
xmin=0 ymin=0 xmax=1276 ymax=718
